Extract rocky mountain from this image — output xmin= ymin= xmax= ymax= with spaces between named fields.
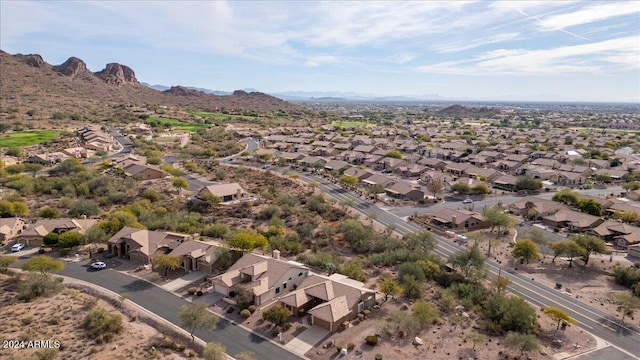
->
xmin=94 ymin=63 xmax=138 ymax=85
xmin=0 ymin=50 xmax=304 ymax=121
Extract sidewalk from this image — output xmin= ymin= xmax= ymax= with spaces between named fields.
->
xmin=161 ymin=271 xmax=206 ymax=292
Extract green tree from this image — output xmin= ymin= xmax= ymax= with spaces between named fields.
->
xmin=153 ymin=254 xmax=181 ymax=277
xmin=262 ymin=306 xmax=291 ymax=326
xmin=412 ymin=301 xmax=439 ymax=328
xmin=552 ymin=189 xmax=579 ymax=206
xmin=516 ymin=176 xmax=542 ymax=191
xmin=203 ymin=342 xmax=226 ymax=360
xmin=172 ymin=177 xmax=189 ymax=194
xmin=450 ymin=183 xmax=470 ymax=195
xmin=607 ymin=292 xmax=640 ymax=324
xmin=426 ymin=180 xmax=444 ymax=199
xmin=385 ymin=150 xmax=403 ymax=159
xmin=578 ymin=198 xmax=602 ymax=216
xmin=43 ymin=233 xmax=60 ymax=247
xmin=339 ymin=175 xmax=358 ymax=186
xmin=542 ymin=306 xmax=577 ymax=330
xmin=484 ymin=293 xmax=536 ymax=334
xmin=57 ymin=232 xmax=83 ymax=248
xmin=39 ymin=207 xmax=60 ymax=219
xmin=482 ymin=205 xmax=512 ymax=236
xmin=491 ymin=275 xmax=512 ymax=293
xmin=571 ymin=234 xmax=609 ymax=266
xmin=401 ymin=274 xmax=423 ymax=299
xmin=449 ymin=245 xmax=486 ymax=281
xmin=178 ymin=301 xmax=218 ymax=343
xmin=416 ymin=259 xmax=441 ymax=280
xmin=550 ymin=240 xmax=586 ymax=267
xmin=24 ymin=163 xmax=43 ymax=177
xmin=0 ymin=255 xmax=17 ymax=272
xmin=504 ymin=332 xmax=540 ymax=355
xmin=404 ymin=231 xmax=436 ymax=252
xmin=229 ymin=228 xmax=268 ymax=252
xmin=379 ymin=276 xmax=402 ymax=300
xmin=21 ymin=255 xmax=64 ymax=274
xmin=512 ymin=239 xmax=541 ymax=264
xmin=68 ymin=199 xmax=99 ymax=217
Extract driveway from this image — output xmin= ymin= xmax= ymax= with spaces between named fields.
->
xmin=285 ymin=325 xmax=330 ymax=356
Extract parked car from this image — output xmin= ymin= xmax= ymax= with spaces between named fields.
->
xmin=11 ymin=243 xmax=26 ymax=252
xmin=462 ymin=198 xmax=473 ymax=204
xmin=456 ymin=235 xmax=469 ymax=243
xmin=90 ymin=261 xmax=107 ymax=270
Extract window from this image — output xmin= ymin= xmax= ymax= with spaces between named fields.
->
xmin=289 ymin=277 xmax=292 ymax=281
xmin=358 ymin=301 xmax=364 ymax=313
xmin=283 ymin=282 xmax=287 ymax=289
xmin=275 ymin=287 xmax=280 ymax=294
xmin=298 ymin=273 xmax=303 ymax=277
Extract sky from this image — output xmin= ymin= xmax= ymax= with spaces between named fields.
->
xmin=1 ymin=1 xmax=639 ymax=102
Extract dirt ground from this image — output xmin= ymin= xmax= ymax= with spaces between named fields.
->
xmin=0 ymin=272 xmax=198 ymax=360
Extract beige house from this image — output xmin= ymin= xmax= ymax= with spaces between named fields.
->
xmin=0 ymin=218 xmax=26 ymax=244
xmin=426 ymin=208 xmax=486 ymax=231
xmin=210 ymin=252 xmax=310 ymax=306
xmin=107 ymin=227 xmax=192 ymax=264
xmin=15 ymin=218 xmax=98 ymax=246
xmin=170 ymin=239 xmax=222 ymax=272
xmin=277 ymin=273 xmax=377 ymax=332
xmin=198 ymin=183 xmax=248 ymax=202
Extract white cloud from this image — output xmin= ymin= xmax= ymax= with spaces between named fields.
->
xmin=434 ymin=33 xmax=521 ymax=53
xmin=417 ymin=35 xmax=640 ymax=75
xmin=538 ymin=2 xmax=640 ymax=30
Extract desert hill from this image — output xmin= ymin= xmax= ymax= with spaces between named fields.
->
xmin=0 ymin=50 xmax=305 ymax=122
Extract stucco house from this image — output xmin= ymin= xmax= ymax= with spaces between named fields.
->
xmin=15 ymin=218 xmax=98 ymax=246
xmin=107 ymin=227 xmax=192 ymax=264
xmin=0 ymin=218 xmax=26 ymax=244
xmin=277 ymin=273 xmax=377 ymax=332
xmin=210 ymin=252 xmax=310 ymax=307
xmin=198 ymin=183 xmax=248 ymax=202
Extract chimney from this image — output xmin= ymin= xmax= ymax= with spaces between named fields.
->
xmin=236 ymin=188 xmax=242 ymax=199
xmin=451 ymin=215 xmax=457 ymax=225
xmin=273 ymin=249 xmax=280 ymax=260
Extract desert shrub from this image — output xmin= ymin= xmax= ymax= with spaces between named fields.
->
xmin=282 ymin=323 xmax=292 ymax=331
xmin=188 ymin=287 xmax=198 ymax=295
xmin=82 ymin=307 xmax=123 ymax=343
xmin=347 ymin=342 xmax=356 ymax=351
xmin=248 ymin=305 xmax=257 ymax=313
xmin=375 ymin=354 xmax=383 ymax=360
xmin=398 ymin=261 xmax=425 ymax=282
xmin=365 ymin=335 xmax=378 ymax=346
xmin=17 ymin=273 xmax=63 ymax=301
xmin=202 ymin=223 xmax=229 ymax=238
xmin=196 ymin=290 xmax=203 ymax=296
xmin=240 ymin=309 xmax=251 ymax=318
xmin=35 ymin=348 xmax=59 ymax=360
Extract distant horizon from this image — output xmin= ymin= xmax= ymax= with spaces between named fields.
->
xmin=1 ymin=1 xmax=638 ymax=103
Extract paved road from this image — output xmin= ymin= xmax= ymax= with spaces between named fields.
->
xmin=390 ymin=186 xmax=624 ymax=218
xmin=297 ymin=171 xmax=640 ymax=357
xmin=12 ymin=260 xmax=303 ymax=360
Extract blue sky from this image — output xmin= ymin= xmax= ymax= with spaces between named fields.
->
xmin=1 ymin=1 xmax=639 ymax=102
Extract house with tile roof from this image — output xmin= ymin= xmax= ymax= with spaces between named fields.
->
xmin=15 ymin=218 xmax=98 ymax=246
xmin=0 ymin=218 xmax=25 ymax=244
xmin=276 ymin=273 xmax=376 ymax=332
xmin=210 ymin=252 xmax=310 ymax=306
xmin=107 ymin=227 xmax=193 ymax=264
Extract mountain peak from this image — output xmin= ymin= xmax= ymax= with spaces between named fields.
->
xmin=53 ymin=56 xmax=92 ymax=78
xmin=95 ymin=63 xmax=138 ymax=86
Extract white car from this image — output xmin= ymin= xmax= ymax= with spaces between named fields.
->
xmin=11 ymin=243 xmax=25 ymax=252
xmin=462 ymin=198 xmax=473 ymax=204
xmin=90 ymin=261 xmax=107 ymax=270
